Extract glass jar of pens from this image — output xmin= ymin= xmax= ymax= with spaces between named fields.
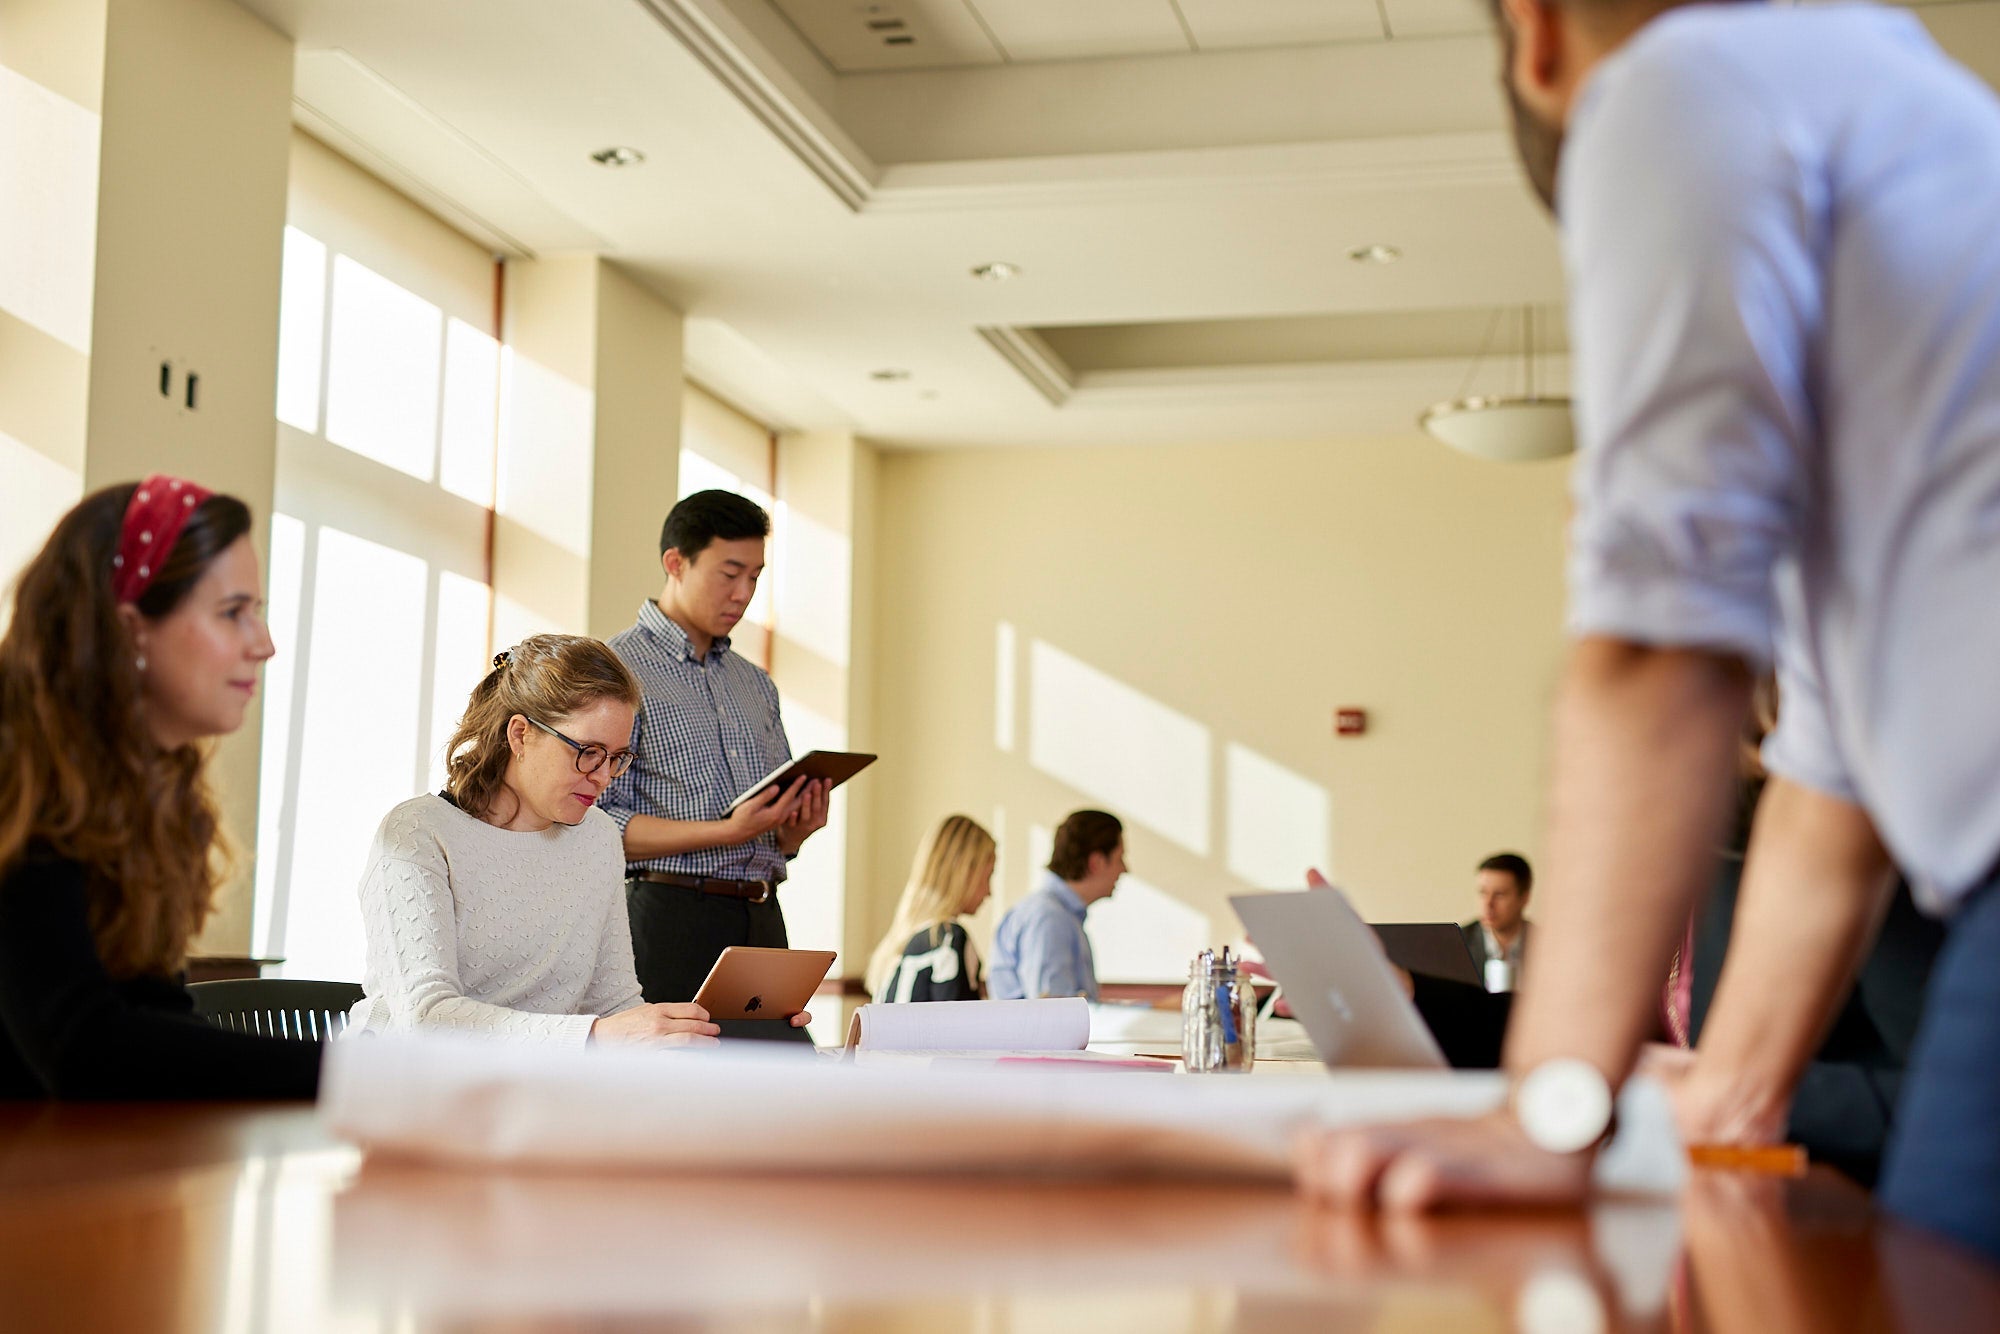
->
xmin=1182 ymin=947 xmax=1256 ymax=1073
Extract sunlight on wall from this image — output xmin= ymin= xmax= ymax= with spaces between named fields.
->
xmin=1224 ymin=742 xmax=1332 ymax=890
xmin=776 ymin=693 xmax=845 ymax=961
xmin=325 ymin=255 xmax=442 ymax=481
xmin=274 ymin=227 xmax=325 ymax=433
xmin=1027 ymin=638 xmax=1211 ymax=856
xmin=252 ymin=514 xmax=305 ymax=959
xmin=772 ymin=502 xmax=850 ymax=668
xmin=426 ymin=570 xmax=490 ymax=790
xmin=440 ymin=320 xmax=499 ymax=507
xmin=994 ymin=621 xmax=1016 ymax=753
xmin=0 ymin=63 xmax=98 ymax=354
xmin=0 ymin=433 xmax=81 ymax=631
xmin=496 ymin=350 xmax=594 ymax=565
xmin=1025 ymin=823 xmax=1212 ymax=983
xmin=277 ymin=526 xmax=427 ymax=979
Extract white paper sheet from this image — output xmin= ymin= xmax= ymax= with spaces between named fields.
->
xmin=320 ymin=1031 xmax=1684 ymax=1194
xmin=845 ymin=996 xmax=1090 ymax=1051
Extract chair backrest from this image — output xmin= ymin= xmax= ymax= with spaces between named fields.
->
xmin=187 ymin=979 xmax=365 ymax=1041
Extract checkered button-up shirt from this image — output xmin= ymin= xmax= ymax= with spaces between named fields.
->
xmin=600 ymin=600 xmax=792 ymax=881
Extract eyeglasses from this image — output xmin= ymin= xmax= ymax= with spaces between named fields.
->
xmin=526 ymin=717 xmax=637 ymax=780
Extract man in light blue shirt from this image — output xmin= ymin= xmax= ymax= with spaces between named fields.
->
xmin=988 ymin=811 xmax=1126 ymax=1001
xmin=1295 ymin=0 xmax=2000 ymax=1261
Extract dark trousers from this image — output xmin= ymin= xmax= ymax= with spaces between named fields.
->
xmin=1879 ymin=873 xmax=2000 ymax=1263
xmin=626 ymin=880 xmax=789 ymax=1005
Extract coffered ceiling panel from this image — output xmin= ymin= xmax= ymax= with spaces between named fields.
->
xmin=1176 ymin=0 xmax=1386 ymax=49
xmin=1035 ymin=305 xmax=1568 ymax=374
xmin=769 ymin=0 xmax=1003 ymax=72
xmin=966 ymin=0 xmax=1193 ymax=62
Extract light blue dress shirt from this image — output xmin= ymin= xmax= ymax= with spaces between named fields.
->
xmin=1561 ymin=4 xmax=2000 ymax=911
xmin=598 ymin=601 xmax=792 ymax=881
xmin=987 ymin=871 xmax=1099 ymax=1001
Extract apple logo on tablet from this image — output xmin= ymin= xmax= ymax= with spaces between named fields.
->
xmin=744 ymin=995 xmax=763 ymax=1013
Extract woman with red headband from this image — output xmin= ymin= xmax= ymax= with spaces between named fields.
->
xmin=0 ymin=478 xmax=321 ymax=1098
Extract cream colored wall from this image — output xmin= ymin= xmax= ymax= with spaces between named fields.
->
xmin=862 ymin=436 xmax=1570 ymax=978
xmin=496 ymin=254 xmax=684 ymax=648
xmin=587 ymin=262 xmax=683 ymax=643
xmin=762 ymin=430 xmax=879 ymax=970
xmin=81 ymin=0 xmax=293 ymax=954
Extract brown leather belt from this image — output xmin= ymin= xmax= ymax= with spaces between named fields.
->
xmin=627 ymin=869 xmax=774 ymax=904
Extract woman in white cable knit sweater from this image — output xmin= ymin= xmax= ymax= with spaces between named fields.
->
xmin=349 ymin=634 xmax=724 ymax=1048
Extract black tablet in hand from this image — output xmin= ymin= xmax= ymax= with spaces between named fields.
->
xmin=725 ymin=750 xmax=877 ymax=813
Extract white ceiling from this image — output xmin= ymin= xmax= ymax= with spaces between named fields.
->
xmin=764 ymin=0 xmax=1490 ymax=72
xmin=234 ymin=0 xmax=2000 ymax=449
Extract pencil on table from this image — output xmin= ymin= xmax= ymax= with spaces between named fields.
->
xmin=1686 ymin=1143 xmax=1808 ymax=1175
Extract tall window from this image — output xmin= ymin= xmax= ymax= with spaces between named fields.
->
xmin=254 ymin=133 xmax=500 ymax=980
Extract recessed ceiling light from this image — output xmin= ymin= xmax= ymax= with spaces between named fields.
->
xmin=1347 ymin=244 xmax=1401 ymax=264
xmin=590 ymin=146 xmax=645 ymax=168
xmin=971 ymin=261 xmax=1021 ymax=283
xmin=870 ymin=368 xmax=911 ymax=381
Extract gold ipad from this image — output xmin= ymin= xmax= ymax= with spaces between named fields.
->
xmin=692 ymin=947 xmax=837 ymax=1021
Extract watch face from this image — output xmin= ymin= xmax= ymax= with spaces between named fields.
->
xmin=1517 ymin=1058 xmax=1614 ymax=1154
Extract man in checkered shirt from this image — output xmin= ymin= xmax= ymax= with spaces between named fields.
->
xmin=600 ymin=490 xmax=830 ymax=1006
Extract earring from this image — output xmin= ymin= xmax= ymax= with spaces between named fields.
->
xmin=135 ymin=654 xmax=147 ymax=673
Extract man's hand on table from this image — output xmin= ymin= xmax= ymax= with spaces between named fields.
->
xmin=1293 ymin=1110 xmax=1593 ymax=1211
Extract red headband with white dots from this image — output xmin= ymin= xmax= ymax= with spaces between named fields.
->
xmin=111 ymin=475 xmax=213 ymax=604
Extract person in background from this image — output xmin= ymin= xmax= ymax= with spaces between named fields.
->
xmin=600 ymin=490 xmax=831 ymax=1005
xmin=1461 ymin=852 xmax=1533 ymax=991
xmin=351 ymin=634 xmax=801 ymax=1045
xmin=864 ymin=815 xmax=996 ymax=1003
xmin=0 ymin=477 xmax=321 ymax=1099
xmin=1407 ymin=690 xmax=1943 ymax=1185
xmin=987 ymin=810 xmax=1126 ymax=1002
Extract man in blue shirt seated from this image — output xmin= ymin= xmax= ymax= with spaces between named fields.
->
xmin=988 ymin=810 xmax=1126 ymax=1001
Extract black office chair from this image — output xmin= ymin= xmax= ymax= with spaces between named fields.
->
xmin=187 ymin=979 xmax=365 ymax=1041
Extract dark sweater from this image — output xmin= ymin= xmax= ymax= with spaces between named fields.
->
xmin=0 ymin=849 xmax=321 ymax=1100
xmin=881 ymin=922 xmax=983 ymax=1003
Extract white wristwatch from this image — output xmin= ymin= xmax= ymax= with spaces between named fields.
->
xmin=1512 ymin=1057 xmax=1617 ymax=1155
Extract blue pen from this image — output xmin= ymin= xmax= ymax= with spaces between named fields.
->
xmin=1218 ymin=948 xmax=1238 ymax=1048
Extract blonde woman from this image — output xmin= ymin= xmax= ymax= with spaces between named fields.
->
xmin=864 ymin=815 xmax=997 ymax=1003
xmin=351 ymin=634 xmax=751 ymax=1046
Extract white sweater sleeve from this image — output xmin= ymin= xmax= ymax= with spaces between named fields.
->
xmin=358 ymin=845 xmax=597 ymax=1047
xmin=576 ymin=826 xmax=645 ymax=1020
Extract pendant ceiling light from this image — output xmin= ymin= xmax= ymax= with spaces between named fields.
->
xmin=1419 ymin=307 xmax=1575 ymax=463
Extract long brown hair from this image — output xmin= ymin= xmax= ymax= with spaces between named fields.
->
xmin=441 ymin=634 xmax=641 ymax=822
xmin=0 ymin=483 xmax=254 ymax=979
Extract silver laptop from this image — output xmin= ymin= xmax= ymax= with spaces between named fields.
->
xmin=1232 ymin=889 xmax=1448 ymax=1070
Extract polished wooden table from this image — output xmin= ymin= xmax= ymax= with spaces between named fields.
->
xmin=3 ymin=1102 xmax=1997 ymax=1332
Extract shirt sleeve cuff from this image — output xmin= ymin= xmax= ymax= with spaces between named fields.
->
xmin=1566 ymin=570 xmax=1775 ymax=669
xmin=1760 ymin=727 xmax=1862 ymax=807
xmin=562 ymin=1012 xmax=598 ymax=1048
xmin=598 ymin=803 xmax=636 ymax=834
